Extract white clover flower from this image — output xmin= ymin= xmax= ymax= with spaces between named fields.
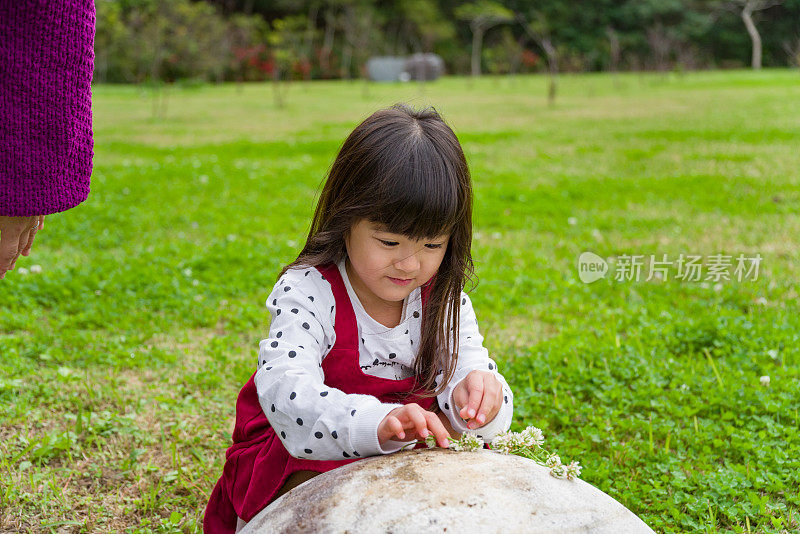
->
xmin=505 ymin=431 xmax=526 ymax=450
xmin=760 ymin=375 xmax=770 ymax=387
xmin=545 ymin=453 xmax=561 ymax=468
xmin=17 ymin=267 xmax=29 ymax=276
xmin=567 ymin=217 xmax=578 ymax=226
xmin=29 ymin=264 xmax=42 ymax=274
xmin=425 ymin=434 xmax=437 ymax=448
xmin=755 ymin=297 xmax=768 ymax=306
xmin=520 ymin=426 xmax=545 ymax=448
xmin=565 ymin=461 xmax=582 ymax=480
xmin=459 ymin=432 xmax=484 ymax=452
xmin=550 ymin=463 xmax=567 ymax=479
xmin=183 ymin=268 xmax=193 ymax=277
xmin=490 ymin=431 xmax=513 ymax=454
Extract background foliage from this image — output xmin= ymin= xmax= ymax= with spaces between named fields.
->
xmin=93 ymin=0 xmax=800 ymax=84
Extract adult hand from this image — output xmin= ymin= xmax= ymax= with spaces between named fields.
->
xmin=377 ymin=403 xmax=451 ymax=448
xmin=0 ymin=215 xmax=44 ymax=279
xmin=453 ymin=370 xmax=503 ymax=430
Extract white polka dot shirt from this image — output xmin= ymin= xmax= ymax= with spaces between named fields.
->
xmin=254 ymin=256 xmax=514 ymax=461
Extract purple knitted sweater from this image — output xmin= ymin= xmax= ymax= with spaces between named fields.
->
xmin=0 ymin=1 xmax=95 ymax=217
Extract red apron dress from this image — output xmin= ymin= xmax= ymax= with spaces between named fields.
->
xmin=203 ymin=262 xmax=438 ymax=533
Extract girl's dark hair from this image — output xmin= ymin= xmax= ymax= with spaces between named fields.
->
xmin=278 ymin=103 xmax=476 ymax=399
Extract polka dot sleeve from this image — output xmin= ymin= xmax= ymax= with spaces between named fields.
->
xmin=436 ymin=292 xmax=514 ymax=443
xmin=253 ymin=268 xmax=406 ymax=461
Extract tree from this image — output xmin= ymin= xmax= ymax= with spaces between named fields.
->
xmin=455 ymin=1 xmax=514 ymax=77
xmin=94 ymin=0 xmax=130 ymax=83
xmin=783 ymin=33 xmax=800 ymax=67
xmin=338 ymin=1 xmax=382 ymax=81
xmin=268 ymin=15 xmax=306 ymax=107
xmin=729 ymin=0 xmax=786 ymax=68
xmin=516 ymin=10 xmax=559 ymax=104
xmin=398 ymin=0 xmax=456 ymax=53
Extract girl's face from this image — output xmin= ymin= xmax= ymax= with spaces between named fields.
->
xmin=344 ymin=218 xmax=450 ymax=311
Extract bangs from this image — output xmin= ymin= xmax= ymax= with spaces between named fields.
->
xmin=364 ymin=128 xmax=464 ymax=240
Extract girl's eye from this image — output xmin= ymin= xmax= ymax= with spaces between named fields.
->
xmin=379 ymin=239 xmax=442 ymax=249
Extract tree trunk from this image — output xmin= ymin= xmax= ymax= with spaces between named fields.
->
xmin=542 ymin=38 xmax=558 ymax=106
xmin=304 ymin=4 xmax=318 ymax=82
xmin=605 ymin=26 xmax=620 ymax=72
xmin=741 ymin=3 xmax=762 ymax=69
xmin=471 ymin=25 xmax=484 ymax=77
xmin=320 ymin=8 xmax=336 ymax=76
xmin=340 ymin=5 xmax=354 ymax=79
xmin=272 ymin=68 xmax=285 ymax=108
xmin=341 ymin=44 xmax=352 ymax=79
xmin=517 ymin=16 xmax=559 ymax=105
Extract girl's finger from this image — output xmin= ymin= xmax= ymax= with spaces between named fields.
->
xmin=474 ymin=379 xmax=501 ymax=427
xmin=389 ymin=416 xmax=405 ymax=440
xmin=423 ymin=410 xmax=451 ymax=447
xmin=460 ymin=372 xmax=485 ymax=421
xmin=406 ymin=405 xmax=429 ymax=439
xmin=38 ymin=215 xmax=45 ymax=231
xmin=452 ymin=380 xmax=470 ymax=416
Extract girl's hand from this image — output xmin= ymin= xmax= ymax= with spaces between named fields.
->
xmin=453 ymin=370 xmax=503 ymax=430
xmin=377 ymin=403 xmax=451 ymax=448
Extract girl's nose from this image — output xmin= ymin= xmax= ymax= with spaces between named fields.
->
xmin=395 ymin=249 xmax=421 ymax=272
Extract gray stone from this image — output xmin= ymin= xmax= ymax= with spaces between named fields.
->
xmin=241 ymin=448 xmax=655 ymax=534
xmin=403 ymin=53 xmax=445 ymax=81
xmin=366 ymin=57 xmax=407 ymax=82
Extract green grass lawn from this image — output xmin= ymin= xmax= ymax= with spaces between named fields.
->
xmin=1 ymin=69 xmax=799 ymax=533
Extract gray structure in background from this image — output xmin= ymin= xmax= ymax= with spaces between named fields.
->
xmin=366 ymin=54 xmax=445 ymax=82
xmin=404 ymin=53 xmax=445 ymax=81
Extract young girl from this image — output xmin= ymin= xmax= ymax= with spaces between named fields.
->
xmin=204 ymin=103 xmax=514 ymax=533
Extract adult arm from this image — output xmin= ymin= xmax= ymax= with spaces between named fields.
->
xmin=0 ymin=1 xmax=95 ymax=217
